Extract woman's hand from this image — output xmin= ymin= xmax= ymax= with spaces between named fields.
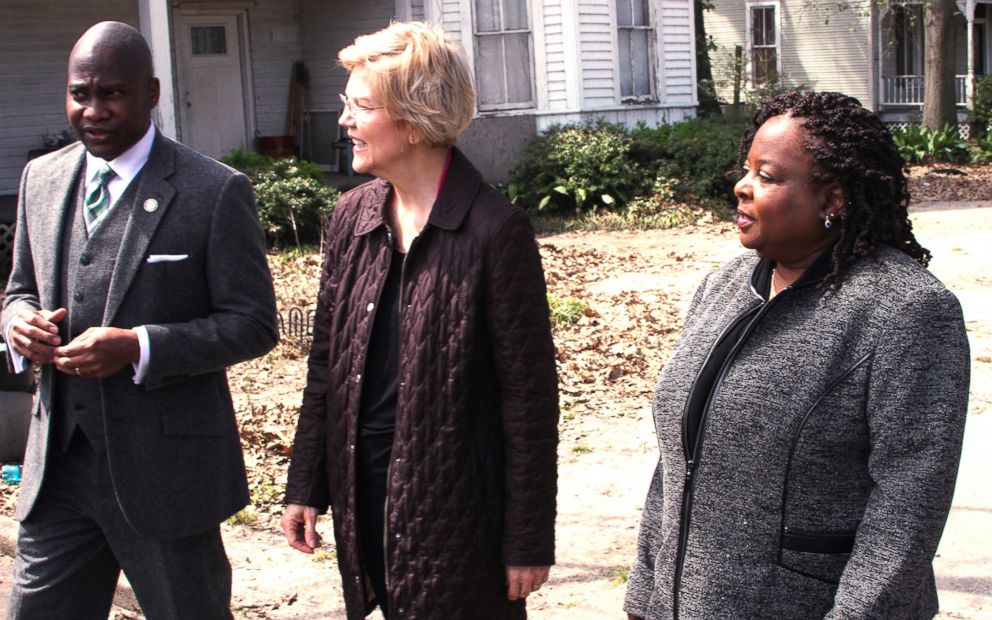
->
xmin=505 ymin=565 xmax=550 ymax=601
xmin=280 ymin=503 xmax=322 ymax=553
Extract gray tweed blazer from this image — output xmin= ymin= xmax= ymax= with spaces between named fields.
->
xmin=2 ymin=133 xmax=278 ymax=539
xmin=625 ymin=245 xmax=970 ymax=619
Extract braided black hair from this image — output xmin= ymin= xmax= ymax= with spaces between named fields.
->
xmin=739 ymin=91 xmax=930 ymax=289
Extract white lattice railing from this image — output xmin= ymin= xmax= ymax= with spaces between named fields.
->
xmin=881 ymin=75 xmax=968 ymax=106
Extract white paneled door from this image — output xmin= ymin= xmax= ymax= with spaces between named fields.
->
xmin=177 ymin=14 xmax=248 ymax=159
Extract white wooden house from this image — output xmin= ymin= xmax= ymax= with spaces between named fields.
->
xmin=704 ymin=0 xmax=991 ymax=125
xmin=0 ymin=0 xmax=698 ymax=213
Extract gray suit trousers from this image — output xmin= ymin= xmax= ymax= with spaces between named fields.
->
xmin=6 ymin=431 xmax=234 ymax=620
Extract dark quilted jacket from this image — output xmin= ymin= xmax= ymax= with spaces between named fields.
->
xmin=285 ymin=149 xmax=559 ymax=619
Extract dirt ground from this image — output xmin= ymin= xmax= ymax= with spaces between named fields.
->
xmin=1 ymin=202 xmax=989 ymax=619
xmin=217 ymin=202 xmax=992 ymax=619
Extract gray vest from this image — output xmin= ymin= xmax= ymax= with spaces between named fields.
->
xmin=54 ymin=171 xmax=141 ymax=449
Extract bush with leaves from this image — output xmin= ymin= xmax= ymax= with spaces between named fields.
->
xmin=891 ymin=124 xmax=968 ymax=165
xmin=508 ymin=121 xmax=649 ymax=214
xmin=969 ymin=135 xmax=992 ymax=163
xmin=630 ymin=115 xmax=750 ymax=212
xmin=509 ymin=115 xmax=748 ymax=219
xmin=222 ymin=149 xmax=340 ymax=248
xmin=968 ymin=75 xmax=992 ymax=138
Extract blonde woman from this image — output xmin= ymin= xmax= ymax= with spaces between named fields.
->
xmin=281 ymin=22 xmax=559 ymax=619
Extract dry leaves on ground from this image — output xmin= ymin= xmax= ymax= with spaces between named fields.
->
xmin=3 ymin=162 xmax=991 ymax=521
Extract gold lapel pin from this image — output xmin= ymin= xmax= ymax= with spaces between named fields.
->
xmin=143 ymin=198 xmax=159 ymax=213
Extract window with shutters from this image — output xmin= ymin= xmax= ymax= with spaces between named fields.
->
xmin=473 ymin=0 xmax=535 ymax=110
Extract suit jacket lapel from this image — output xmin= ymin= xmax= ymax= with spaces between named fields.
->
xmin=103 ymin=133 xmax=176 ymax=326
xmin=35 ymin=145 xmax=85 ymax=309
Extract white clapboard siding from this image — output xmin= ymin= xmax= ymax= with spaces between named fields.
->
xmin=704 ymin=0 xmax=748 ymax=105
xmin=441 ymin=0 xmax=463 ymax=41
xmin=780 ymin=0 xmax=871 ymax=105
xmin=412 ymin=0 xmax=426 ymax=21
xmin=542 ymin=0 xmax=569 ymax=108
xmin=659 ymin=0 xmax=695 ymax=103
xmin=705 ymin=0 xmax=873 ymax=108
xmin=298 ymin=0 xmax=396 ymax=112
xmin=578 ymin=0 xmax=616 ymax=107
xmin=535 ymin=103 xmax=694 ymax=132
xmin=247 ymin=0 xmax=305 ymax=138
xmin=0 ymin=1 xmax=138 ymax=197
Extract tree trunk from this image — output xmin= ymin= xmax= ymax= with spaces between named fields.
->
xmin=694 ymin=0 xmax=721 ymax=116
xmin=922 ymin=0 xmax=958 ymax=130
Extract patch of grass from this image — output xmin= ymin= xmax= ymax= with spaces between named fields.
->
xmin=571 ymin=445 xmax=593 ymax=454
xmin=226 ymin=507 xmax=260 ymax=527
xmin=977 ymin=355 xmax=991 ymax=363
xmin=312 ymin=548 xmax=336 ymax=563
xmin=548 ymin=294 xmax=588 ymax=327
xmin=562 ymin=412 xmax=575 ymax=422
xmin=611 ymin=567 xmax=630 ymax=586
xmin=531 ymin=203 xmax=704 ymax=235
xmin=250 ymin=479 xmax=284 ymax=506
xmin=271 ymin=245 xmax=321 ymax=262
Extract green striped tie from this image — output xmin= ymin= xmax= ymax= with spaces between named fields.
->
xmin=84 ymin=163 xmax=116 ymax=230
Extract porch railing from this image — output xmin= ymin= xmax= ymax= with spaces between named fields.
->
xmin=881 ymin=75 xmax=968 ymax=106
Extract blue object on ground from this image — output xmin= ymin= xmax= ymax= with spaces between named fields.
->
xmin=1 ymin=464 xmax=21 ymax=485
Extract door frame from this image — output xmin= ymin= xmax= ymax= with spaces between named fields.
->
xmin=172 ymin=8 xmax=256 ymax=151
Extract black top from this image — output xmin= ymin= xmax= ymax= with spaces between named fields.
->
xmin=357 ymin=247 xmax=404 ymax=488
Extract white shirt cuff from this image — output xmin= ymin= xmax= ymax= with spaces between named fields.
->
xmin=132 ymin=326 xmax=151 ymax=384
xmin=3 ymin=319 xmax=28 ymax=374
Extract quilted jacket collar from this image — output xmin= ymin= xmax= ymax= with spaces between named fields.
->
xmin=353 ymin=147 xmax=483 ymax=236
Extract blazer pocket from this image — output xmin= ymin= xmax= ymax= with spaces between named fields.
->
xmin=161 ymin=407 xmax=233 ymax=437
xmin=157 ymin=378 xmax=235 ymax=437
xmin=778 ymin=528 xmax=856 ymax=584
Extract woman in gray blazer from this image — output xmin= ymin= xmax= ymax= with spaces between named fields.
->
xmin=624 ymin=91 xmax=970 ymax=619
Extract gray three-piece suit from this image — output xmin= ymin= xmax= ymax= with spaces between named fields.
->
xmin=1 ymin=131 xmax=278 ymax=618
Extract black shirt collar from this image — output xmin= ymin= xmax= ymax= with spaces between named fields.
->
xmin=750 ymin=247 xmax=834 ymax=300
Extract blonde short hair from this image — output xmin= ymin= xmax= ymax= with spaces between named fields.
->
xmin=339 ymin=21 xmax=475 ymax=147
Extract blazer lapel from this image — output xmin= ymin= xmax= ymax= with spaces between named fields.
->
xmin=34 ymin=145 xmax=85 ymax=309
xmin=103 ymin=134 xmax=176 ymax=326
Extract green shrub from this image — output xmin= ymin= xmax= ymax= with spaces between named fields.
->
xmin=510 ymin=115 xmax=749 ymax=221
xmin=968 ymin=75 xmax=992 ymax=138
xmin=893 ymin=124 xmax=929 ymax=164
xmin=509 ymin=121 xmax=649 ymax=214
xmin=892 ymin=124 xmax=968 ymax=164
xmin=222 ymin=149 xmax=339 ymax=248
xmin=969 ymin=135 xmax=992 ymax=163
xmin=631 ymin=115 xmax=751 ymax=211
xmin=547 ymin=294 xmax=588 ymax=327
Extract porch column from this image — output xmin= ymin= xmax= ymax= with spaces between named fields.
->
xmin=967 ymin=0 xmax=975 ymax=107
xmin=139 ymin=0 xmax=179 ymax=140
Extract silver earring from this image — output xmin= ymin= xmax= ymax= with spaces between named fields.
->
xmin=824 ymin=214 xmax=834 ymax=229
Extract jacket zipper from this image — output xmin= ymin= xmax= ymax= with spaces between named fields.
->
xmin=382 ymin=230 xmax=423 ymax=606
xmin=672 ymin=289 xmax=784 ymax=617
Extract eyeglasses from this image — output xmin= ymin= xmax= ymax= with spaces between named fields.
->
xmin=339 ymin=93 xmax=384 ymax=115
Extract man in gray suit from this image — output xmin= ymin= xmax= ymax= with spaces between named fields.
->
xmin=1 ymin=21 xmax=277 ymax=619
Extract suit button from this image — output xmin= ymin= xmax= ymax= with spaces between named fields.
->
xmin=79 ymin=255 xmax=90 ymax=266
xmin=73 ymin=292 xmax=84 ymax=302
xmin=366 ymin=302 xmax=374 ymax=312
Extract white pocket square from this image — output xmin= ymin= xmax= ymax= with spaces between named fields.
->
xmin=146 ymin=254 xmax=189 ymax=263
